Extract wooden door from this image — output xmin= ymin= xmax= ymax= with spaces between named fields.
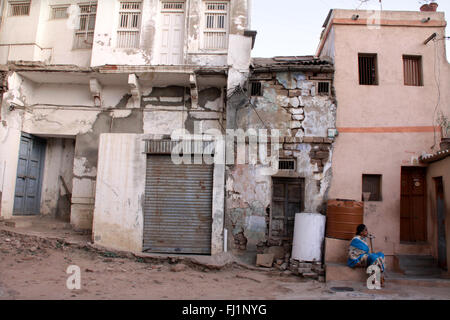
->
xmin=13 ymin=133 xmax=46 ymax=216
xmin=400 ymin=167 xmax=427 ymax=242
xmin=434 ymin=177 xmax=447 ymax=269
xmin=270 ymin=178 xmax=304 ymax=240
xmin=159 ymin=2 xmax=185 ymax=65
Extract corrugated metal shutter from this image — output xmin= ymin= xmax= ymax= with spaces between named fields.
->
xmin=144 ymin=155 xmax=213 ymax=254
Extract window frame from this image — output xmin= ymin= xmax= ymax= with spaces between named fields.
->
xmin=73 ymin=2 xmax=97 ymax=50
xmin=362 ymin=174 xmax=382 ymax=202
xmin=50 ymin=5 xmax=69 ymax=20
xmin=403 ymin=55 xmax=423 ymax=87
xmin=8 ymin=0 xmax=31 ymax=17
xmin=116 ymin=1 xmax=143 ymax=49
xmin=358 ymin=53 xmax=378 ymax=86
xmin=201 ymin=1 xmax=230 ymax=51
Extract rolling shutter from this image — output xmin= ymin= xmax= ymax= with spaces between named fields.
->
xmin=143 ymin=155 xmax=213 ymax=254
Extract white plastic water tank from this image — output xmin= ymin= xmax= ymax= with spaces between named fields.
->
xmin=291 ymin=213 xmax=326 ymax=262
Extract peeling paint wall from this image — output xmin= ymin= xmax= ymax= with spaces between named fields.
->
xmin=92 ymin=0 xmax=250 ymax=67
xmin=225 ymin=67 xmax=336 ymax=261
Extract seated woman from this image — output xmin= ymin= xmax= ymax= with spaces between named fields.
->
xmin=347 ymin=224 xmax=386 ymax=287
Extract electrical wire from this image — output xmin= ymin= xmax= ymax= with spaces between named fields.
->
xmin=228 ymin=85 xmax=270 ymax=130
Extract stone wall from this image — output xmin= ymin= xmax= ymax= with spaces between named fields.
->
xmin=225 ymin=66 xmax=337 ymax=263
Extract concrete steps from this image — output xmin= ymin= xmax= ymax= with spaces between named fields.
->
xmin=397 ymin=255 xmax=442 ymax=277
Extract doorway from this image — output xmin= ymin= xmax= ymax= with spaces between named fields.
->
xmin=400 ymin=167 xmax=427 ymax=242
xmin=270 ymin=178 xmax=305 ymax=241
xmin=434 ymin=177 xmax=447 ymax=270
xmin=13 ymin=133 xmax=46 ymax=216
xmin=158 ymin=1 xmax=185 ymax=65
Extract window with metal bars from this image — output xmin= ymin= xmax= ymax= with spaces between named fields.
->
xmin=317 ymin=81 xmax=330 ymax=95
xmin=73 ymin=2 xmax=97 ymax=49
xmin=203 ymin=1 xmax=228 ymax=50
xmin=8 ymin=1 xmax=31 ymax=16
xmin=403 ymin=55 xmax=423 ymax=86
xmin=117 ymin=1 xmax=142 ymax=48
xmin=162 ymin=2 xmax=184 ymax=10
xmin=51 ymin=6 xmax=69 ymax=19
xmin=250 ymin=81 xmax=262 ymax=96
xmin=362 ymin=174 xmax=382 ymax=201
xmin=358 ymin=54 xmax=378 ymax=85
xmin=278 ymin=159 xmax=296 ymax=171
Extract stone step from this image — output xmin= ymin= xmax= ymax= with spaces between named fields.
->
xmin=398 ymin=255 xmax=438 ymax=268
xmin=396 ymin=243 xmax=432 ymax=255
xmin=4 ymin=220 xmax=33 ymax=228
xmin=386 ymin=272 xmax=450 ymax=288
xmin=403 ymin=267 xmax=442 ymax=277
xmin=325 ymin=263 xmax=367 ymax=282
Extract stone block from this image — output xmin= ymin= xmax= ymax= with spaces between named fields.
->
xmin=4 ymin=220 xmax=33 ymax=228
xmin=267 ymin=246 xmax=285 ymax=260
xmin=292 ymin=114 xmax=305 ymax=121
xmin=303 ymin=137 xmax=315 ymax=143
xmin=256 ymin=254 xmax=274 ymax=268
xmin=289 ymin=108 xmax=304 ymax=115
xmin=298 ymin=267 xmax=312 ymax=274
xmin=290 ymin=121 xmax=302 ymax=129
xmin=303 ymin=273 xmax=319 ymax=279
xmin=313 ymin=137 xmax=324 ymax=143
xmin=288 ymin=90 xmax=301 ymax=97
xmin=289 ymin=97 xmax=300 ymax=108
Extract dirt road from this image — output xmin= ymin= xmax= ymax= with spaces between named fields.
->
xmin=1 ymin=230 xmax=450 ymax=300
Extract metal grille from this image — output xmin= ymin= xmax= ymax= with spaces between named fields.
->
xmin=317 ymin=81 xmax=330 ymax=95
xmin=250 ymin=81 xmax=262 ymax=96
xmin=8 ymin=1 xmax=30 ymax=16
xmin=143 ymin=155 xmax=213 ymax=254
xmin=203 ymin=2 xmax=228 ymax=49
xmin=161 ymin=1 xmax=184 ymax=12
xmin=358 ymin=54 xmax=377 ymax=85
xmin=279 ymin=159 xmax=296 ymax=171
xmin=51 ymin=6 xmax=68 ymax=19
xmin=403 ymin=55 xmax=423 ymax=86
xmin=117 ymin=1 xmax=142 ymax=48
xmin=74 ymin=3 xmax=97 ymax=49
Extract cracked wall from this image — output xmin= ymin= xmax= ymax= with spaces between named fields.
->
xmin=225 ymin=68 xmax=336 ymax=262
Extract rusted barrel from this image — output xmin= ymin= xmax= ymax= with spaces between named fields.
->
xmin=326 ymin=199 xmax=364 ymax=240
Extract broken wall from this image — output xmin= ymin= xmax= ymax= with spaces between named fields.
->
xmin=225 ymin=68 xmax=336 ymax=262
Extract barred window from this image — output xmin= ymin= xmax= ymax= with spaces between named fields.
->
xmin=8 ymin=1 xmax=31 ymax=16
xmin=203 ymin=1 xmax=228 ymax=50
xmin=74 ymin=3 xmax=97 ymax=49
xmin=51 ymin=6 xmax=69 ymax=19
xmin=358 ymin=53 xmax=378 ymax=85
xmin=403 ymin=55 xmax=423 ymax=86
xmin=117 ymin=1 xmax=142 ymax=48
xmin=317 ymin=81 xmax=330 ymax=95
xmin=250 ymin=81 xmax=262 ymax=96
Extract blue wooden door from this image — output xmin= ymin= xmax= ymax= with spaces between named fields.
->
xmin=13 ymin=133 xmax=46 ymax=216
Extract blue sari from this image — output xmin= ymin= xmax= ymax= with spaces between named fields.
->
xmin=347 ymin=236 xmax=385 ymax=272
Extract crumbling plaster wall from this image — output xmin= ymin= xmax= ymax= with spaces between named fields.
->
xmin=91 ymin=0 xmax=157 ymax=66
xmin=225 ymin=70 xmax=336 ymax=260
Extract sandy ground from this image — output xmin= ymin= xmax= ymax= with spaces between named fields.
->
xmin=1 ymin=230 xmax=450 ymax=300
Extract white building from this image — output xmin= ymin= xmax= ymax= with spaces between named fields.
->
xmin=0 ymin=0 xmax=255 ymax=255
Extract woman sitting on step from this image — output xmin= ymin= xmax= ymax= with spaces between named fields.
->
xmin=347 ymin=224 xmax=386 ymax=287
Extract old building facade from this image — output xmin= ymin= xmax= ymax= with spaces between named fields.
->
xmin=317 ymin=8 xmax=450 ymax=278
xmin=0 ymin=0 xmax=254 ymax=255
